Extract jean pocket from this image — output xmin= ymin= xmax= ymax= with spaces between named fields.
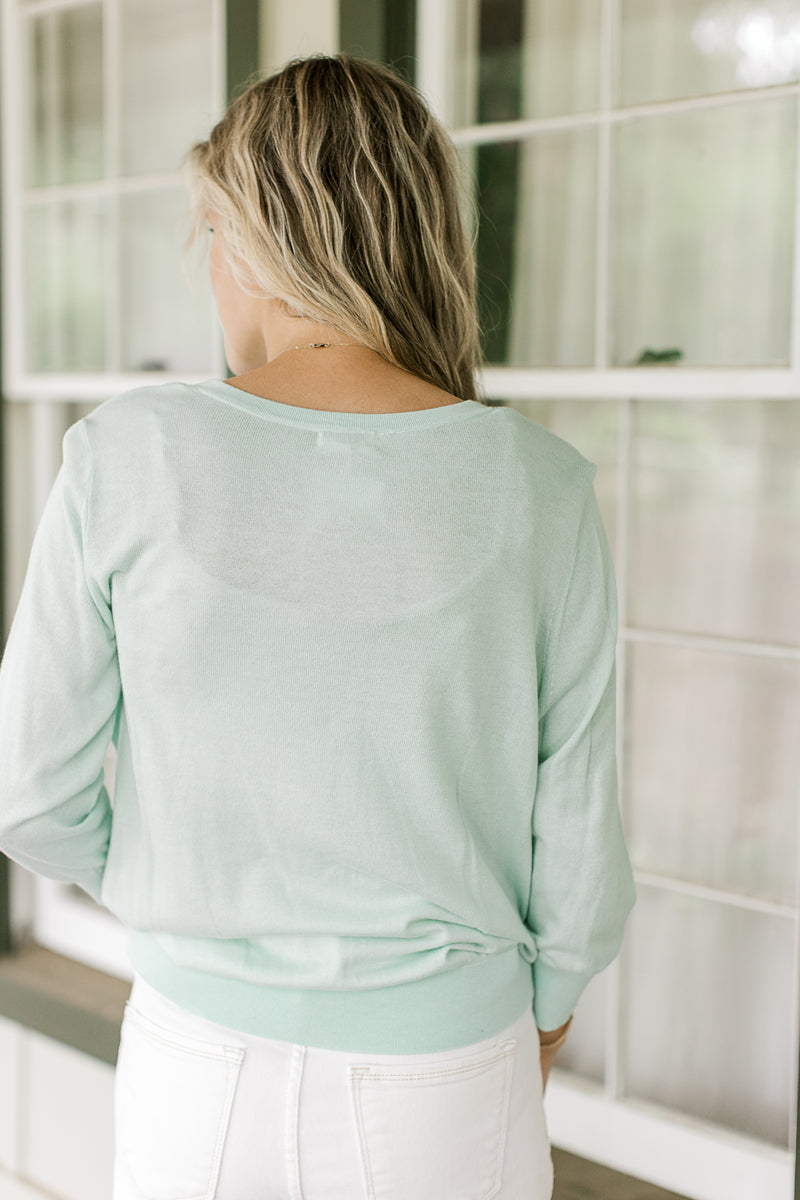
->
xmin=348 ymin=1038 xmax=517 ymax=1200
xmin=114 ymin=1001 xmax=245 ymax=1200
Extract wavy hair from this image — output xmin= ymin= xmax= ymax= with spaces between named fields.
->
xmin=180 ymin=52 xmax=487 ymax=404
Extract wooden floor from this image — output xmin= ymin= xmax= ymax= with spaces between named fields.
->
xmin=553 ymin=1148 xmax=690 ymax=1200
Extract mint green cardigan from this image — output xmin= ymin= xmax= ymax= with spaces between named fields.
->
xmin=0 ymin=381 xmax=635 ymax=1053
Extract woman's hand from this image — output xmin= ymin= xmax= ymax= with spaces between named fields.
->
xmin=538 ymin=1014 xmax=573 ymax=1092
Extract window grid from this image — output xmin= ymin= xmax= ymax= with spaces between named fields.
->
xmin=2 ymin=0 xmax=228 ymax=400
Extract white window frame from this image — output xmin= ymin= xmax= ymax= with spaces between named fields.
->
xmin=415 ymin=2 xmax=799 ymax=1198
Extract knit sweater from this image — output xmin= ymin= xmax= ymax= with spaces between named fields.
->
xmin=0 ymin=380 xmax=636 ymax=1053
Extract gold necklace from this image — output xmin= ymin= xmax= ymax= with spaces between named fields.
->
xmin=272 ymin=340 xmax=364 ymax=363
xmin=272 ymin=340 xmax=417 ymax=378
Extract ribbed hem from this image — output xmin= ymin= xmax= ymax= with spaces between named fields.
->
xmin=127 ymin=930 xmax=533 ymax=1054
xmin=531 ymin=959 xmax=596 ymax=1031
xmin=196 ymin=379 xmax=492 ymax=433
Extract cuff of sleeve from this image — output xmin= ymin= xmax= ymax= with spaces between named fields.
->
xmin=0 ymin=847 xmax=105 ymax=907
xmin=532 ymin=958 xmax=595 ymax=1031
xmin=75 ymin=869 xmax=104 ymax=905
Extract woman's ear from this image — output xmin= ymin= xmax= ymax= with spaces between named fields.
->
xmin=277 ymin=296 xmax=304 ymax=319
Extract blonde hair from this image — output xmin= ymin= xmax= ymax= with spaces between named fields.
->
xmin=180 ymin=52 xmax=487 ymax=405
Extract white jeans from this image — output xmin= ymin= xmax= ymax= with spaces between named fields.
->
xmin=113 ymin=971 xmax=554 ymax=1200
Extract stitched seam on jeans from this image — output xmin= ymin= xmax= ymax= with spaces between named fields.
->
xmin=348 ymin=1040 xmax=516 ymax=1081
xmin=204 ymin=1058 xmax=243 ymax=1200
xmin=349 ymin=1071 xmax=377 ymax=1200
xmin=126 ymin=1006 xmax=245 ymax=1064
xmin=483 ymin=1049 xmax=515 ymax=1200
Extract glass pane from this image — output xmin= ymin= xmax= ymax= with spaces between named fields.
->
xmin=119 ymin=0 xmax=215 ymax=175
xmin=24 ymin=200 xmax=107 ymax=372
xmin=27 ymin=5 xmax=104 ymax=186
xmin=511 ymin=400 xmax=619 ymax=556
xmin=612 ymin=97 xmax=796 ymax=368
xmin=470 ymin=130 xmax=597 ymax=366
xmin=630 ymin=400 xmax=800 ymax=647
xmin=548 ymin=964 xmax=607 ymax=1083
xmin=120 ymin=189 xmax=216 ymax=373
xmin=620 ymin=0 xmax=800 ymax=107
xmin=624 ymin=885 xmax=793 ymax=1147
xmin=453 ymin=0 xmax=601 ymax=126
xmin=625 ymin=641 xmax=800 ymax=907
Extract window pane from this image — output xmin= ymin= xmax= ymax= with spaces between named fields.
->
xmin=630 ymin=400 xmax=800 ymax=647
xmin=120 ymin=189 xmax=216 ymax=373
xmin=471 ymin=130 xmax=597 ymax=366
xmin=24 ymin=200 xmax=107 ymax=372
xmin=119 ymin=0 xmax=215 ymax=175
xmin=625 ymin=641 xmax=800 ymax=907
xmin=519 ymin=0 xmax=601 ymax=120
xmin=624 ymin=885 xmax=793 ymax=1147
xmin=620 ymin=0 xmax=800 ymax=107
xmin=547 ymin=964 xmax=607 ymax=1083
xmin=453 ymin=0 xmax=601 ymax=126
xmin=27 ymin=4 xmax=104 ymax=186
xmin=613 ymin=97 xmax=796 ymax=367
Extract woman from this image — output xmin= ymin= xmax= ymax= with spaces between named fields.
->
xmin=0 ymin=52 xmax=636 ymax=1199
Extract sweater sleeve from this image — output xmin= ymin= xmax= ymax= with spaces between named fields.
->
xmin=527 ymin=472 xmax=636 ymax=1031
xmin=0 ymin=419 xmax=121 ymax=904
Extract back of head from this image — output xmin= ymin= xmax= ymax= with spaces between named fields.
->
xmin=181 ymin=52 xmax=487 ymax=405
